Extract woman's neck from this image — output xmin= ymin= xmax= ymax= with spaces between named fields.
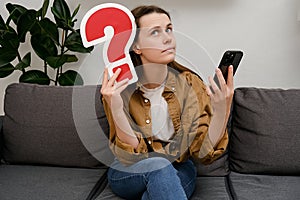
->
xmin=141 ymin=63 xmax=168 ymax=89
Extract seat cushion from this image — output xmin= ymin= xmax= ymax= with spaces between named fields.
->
xmin=2 ymin=83 xmax=113 ymax=168
xmin=191 ymin=176 xmax=232 ymax=200
xmin=0 ymin=165 xmax=107 ymax=200
xmin=229 ymin=171 xmax=300 ymax=200
xmin=230 ymin=87 xmax=300 ymax=175
xmin=192 ymin=153 xmax=229 ymax=176
xmin=94 ymin=184 xmax=124 ymax=200
xmin=95 ymin=176 xmax=232 ymax=200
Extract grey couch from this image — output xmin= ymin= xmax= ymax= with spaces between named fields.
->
xmin=0 ymin=83 xmax=299 ymax=200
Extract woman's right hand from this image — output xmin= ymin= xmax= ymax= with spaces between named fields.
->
xmin=100 ymin=68 xmax=129 ymax=110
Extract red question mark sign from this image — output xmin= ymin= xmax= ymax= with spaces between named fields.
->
xmin=80 ymin=3 xmax=138 ymax=84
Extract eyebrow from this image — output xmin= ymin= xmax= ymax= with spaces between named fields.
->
xmin=148 ymin=23 xmax=173 ymax=31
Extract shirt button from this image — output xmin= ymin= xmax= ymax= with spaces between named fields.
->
xmin=148 ymin=140 xmax=152 ymax=145
xmin=146 ymin=119 xmax=150 ymax=124
xmin=144 ymin=99 xmax=149 ymax=103
xmin=172 ymin=87 xmax=175 ymax=91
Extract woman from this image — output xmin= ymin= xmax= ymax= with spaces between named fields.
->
xmin=101 ymin=5 xmax=234 ymax=200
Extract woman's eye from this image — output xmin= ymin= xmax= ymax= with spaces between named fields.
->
xmin=151 ymin=30 xmax=159 ymax=36
xmin=166 ymin=28 xmax=172 ymax=33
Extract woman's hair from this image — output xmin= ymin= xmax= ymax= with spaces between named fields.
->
xmin=130 ymin=5 xmax=196 ymax=75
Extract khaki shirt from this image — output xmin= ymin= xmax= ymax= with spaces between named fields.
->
xmin=103 ymin=66 xmax=228 ymax=166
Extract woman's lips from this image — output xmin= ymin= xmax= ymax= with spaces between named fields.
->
xmin=162 ymin=47 xmax=175 ymax=53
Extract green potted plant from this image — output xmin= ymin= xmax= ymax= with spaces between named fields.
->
xmin=0 ymin=0 xmax=93 ymax=86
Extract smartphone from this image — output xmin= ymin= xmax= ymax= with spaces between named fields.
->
xmin=213 ymin=50 xmax=243 ymax=88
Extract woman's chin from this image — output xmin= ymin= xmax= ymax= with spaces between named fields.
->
xmin=160 ymin=54 xmax=176 ymax=64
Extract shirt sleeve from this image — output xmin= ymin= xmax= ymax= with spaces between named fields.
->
xmin=102 ymin=97 xmax=149 ymax=165
xmin=183 ymin=72 xmax=229 ymax=165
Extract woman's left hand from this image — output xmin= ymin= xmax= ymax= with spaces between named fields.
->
xmin=206 ymin=65 xmax=234 ymax=117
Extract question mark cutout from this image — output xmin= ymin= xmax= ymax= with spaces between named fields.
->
xmin=80 ymin=3 xmax=138 ymax=84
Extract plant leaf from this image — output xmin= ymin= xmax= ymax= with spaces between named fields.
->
xmin=31 ymin=33 xmax=58 ymax=60
xmin=15 ymin=52 xmax=31 ymax=70
xmin=19 ymin=70 xmax=50 ymax=85
xmin=46 ymin=54 xmax=77 ymax=69
xmin=0 ymin=27 xmax=19 ymax=50
xmin=29 ymin=21 xmax=41 ymax=36
xmin=65 ymin=54 xmax=78 ymax=63
xmin=52 ymin=0 xmax=71 ymax=19
xmin=51 ymin=0 xmax=71 ymax=29
xmin=65 ymin=30 xmax=94 ymax=53
xmin=40 ymin=0 xmax=50 ymax=19
xmin=6 ymin=3 xmax=27 ymax=25
xmin=0 ymin=47 xmax=17 ymax=67
xmin=38 ymin=18 xmax=59 ymax=44
xmin=0 ymin=63 xmax=14 ymax=78
xmin=71 ymin=4 xmax=80 ymax=20
xmin=58 ymin=70 xmax=83 ymax=86
xmin=0 ymin=15 xmax=6 ymax=30
xmin=17 ymin=10 xmax=37 ymax=43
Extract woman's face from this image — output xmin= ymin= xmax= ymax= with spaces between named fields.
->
xmin=134 ymin=12 xmax=176 ymax=65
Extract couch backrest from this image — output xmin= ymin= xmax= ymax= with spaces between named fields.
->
xmin=230 ymin=87 xmax=300 ymax=175
xmin=2 ymin=83 xmax=113 ymax=168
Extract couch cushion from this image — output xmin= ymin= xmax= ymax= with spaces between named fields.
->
xmin=192 ymin=153 xmax=229 ymax=177
xmin=229 ymin=171 xmax=300 ymax=200
xmin=0 ymin=165 xmax=106 ymax=200
xmin=94 ymin=184 xmax=124 ymax=200
xmin=2 ymin=83 xmax=114 ymax=168
xmin=191 ymin=176 xmax=232 ymax=200
xmin=95 ymin=176 xmax=232 ymax=200
xmin=230 ymin=87 xmax=300 ymax=175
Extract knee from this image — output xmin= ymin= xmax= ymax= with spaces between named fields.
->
xmin=140 ymin=157 xmax=173 ymax=172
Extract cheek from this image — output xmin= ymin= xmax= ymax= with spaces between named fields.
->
xmin=138 ymin=37 xmax=162 ymax=50
xmin=141 ymin=48 xmax=161 ymax=59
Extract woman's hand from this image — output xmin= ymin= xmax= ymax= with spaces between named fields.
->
xmin=206 ymin=66 xmax=234 ymax=116
xmin=100 ymin=68 xmax=129 ymax=111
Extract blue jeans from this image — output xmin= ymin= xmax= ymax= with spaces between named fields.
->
xmin=108 ymin=157 xmax=197 ymax=200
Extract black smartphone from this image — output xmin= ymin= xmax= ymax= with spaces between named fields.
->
xmin=213 ymin=50 xmax=243 ymax=88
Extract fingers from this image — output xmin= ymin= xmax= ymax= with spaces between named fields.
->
xmin=108 ymin=68 xmax=122 ymax=87
xmin=208 ymin=75 xmax=219 ymax=95
xmin=215 ymin=68 xmax=226 ymax=91
xmin=226 ymin=65 xmax=234 ymax=89
xmin=114 ymin=77 xmax=129 ymax=91
xmin=206 ymin=85 xmax=213 ymax=96
xmin=102 ymin=68 xmax=109 ymax=88
xmin=101 ymin=67 xmax=129 ymax=94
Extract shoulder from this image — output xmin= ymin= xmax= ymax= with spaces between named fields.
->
xmin=169 ymin=61 xmax=206 ymax=89
xmin=181 ymin=71 xmax=206 ymax=87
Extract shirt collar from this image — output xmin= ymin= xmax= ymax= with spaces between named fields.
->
xmin=134 ymin=69 xmax=177 ymax=93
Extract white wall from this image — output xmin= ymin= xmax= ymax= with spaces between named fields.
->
xmin=1 ymin=0 xmax=300 ymax=115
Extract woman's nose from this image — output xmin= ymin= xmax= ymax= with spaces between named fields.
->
xmin=162 ymin=32 xmax=172 ymax=44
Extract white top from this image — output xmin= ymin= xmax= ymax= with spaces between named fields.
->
xmin=141 ymin=84 xmax=175 ymax=141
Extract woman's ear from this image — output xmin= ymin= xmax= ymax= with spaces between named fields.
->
xmin=133 ymin=44 xmax=142 ymax=54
